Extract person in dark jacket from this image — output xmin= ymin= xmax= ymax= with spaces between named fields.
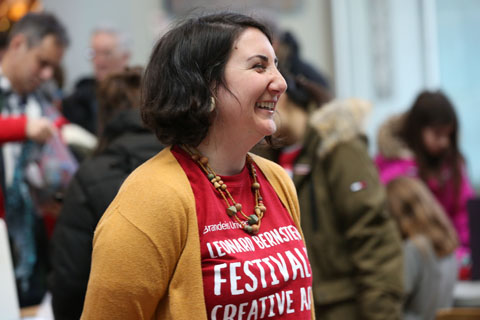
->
xmin=61 ymin=77 xmax=97 ymax=135
xmin=254 ymin=70 xmax=404 ymax=319
xmin=49 ymin=67 xmax=163 ymax=320
xmin=62 ymin=25 xmax=131 ymax=135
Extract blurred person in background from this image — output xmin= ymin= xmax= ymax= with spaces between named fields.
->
xmin=41 ymin=63 xmax=98 ymax=162
xmin=375 ymin=90 xmax=474 ymax=269
xmin=254 ymin=65 xmax=404 ymax=319
xmin=274 ymin=30 xmax=330 ymax=91
xmin=0 ymin=117 xmax=57 ymax=144
xmin=253 ymin=28 xmax=403 ymax=319
xmin=387 ymin=176 xmax=458 ymax=320
xmin=0 ymin=12 xmax=69 ymax=307
xmin=49 ymin=67 xmax=163 ymax=320
xmin=62 ymin=25 xmax=131 ymax=135
xmin=0 ymin=115 xmax=55 ymax=221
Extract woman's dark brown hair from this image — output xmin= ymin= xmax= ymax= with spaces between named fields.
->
xmin=141 ymin=12 xmax=271 ymax=146
xmin=95 ymin=66 xmax=143 ymax=154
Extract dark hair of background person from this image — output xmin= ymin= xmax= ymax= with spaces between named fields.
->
xmin=264 ymin=70 xmax=333 ymax=148
xmin=277 ymin=31 xmax=330 ymax=90
xmin=96 ymin=66 xmax=143 ymax=154
xmin=400 ymin=90 xmax=462 ymax=207
xmin=7 ymin=12 xmax=69 ymax=47
xmin=282 ymin=71 xmax=332 ymax=110
xmin=141 ymin=12 xmax=271 ymax=147
xmin=387 ymin=176 xmax=458 ymax=257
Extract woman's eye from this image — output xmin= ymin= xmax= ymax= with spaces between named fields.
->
xmin=253 ymin=64 xmax=266 ymax=71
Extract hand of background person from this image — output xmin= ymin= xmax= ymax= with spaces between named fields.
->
xmin=26 ymin=117 xmax=57 ymax=143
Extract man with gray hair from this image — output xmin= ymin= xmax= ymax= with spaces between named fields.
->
xmin=62 ymin=25 xmax=131 ymax=135
xmin=0 ymin=11 xmax=69 ymax=307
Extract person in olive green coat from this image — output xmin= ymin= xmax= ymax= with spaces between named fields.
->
xmin=254 ymin=74 xmax=403 ymax=319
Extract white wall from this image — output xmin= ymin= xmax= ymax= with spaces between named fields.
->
xmin=331 ymin=0 xmax=428 ymax=153
xmin=276 ymin=0 xmax=333 ymax=84
xmin=436 ymin=0 xmax=480 ymax=186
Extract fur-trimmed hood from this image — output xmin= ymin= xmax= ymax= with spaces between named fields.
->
xmin=376 ymin=113 xmax=414 ymax=159
xmin=309 ymin=98 xmax=371 ymax=158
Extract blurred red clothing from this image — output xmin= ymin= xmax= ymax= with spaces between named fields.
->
xmin=0 ymin=116 xmax=27 ymax=143
xmin=0 ymin=116 xmax=28 ymax=219
xmin=0 ymin=114 xmax=69 ymax=222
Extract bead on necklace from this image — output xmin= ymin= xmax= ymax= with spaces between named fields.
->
xmin=182 ymin=145 xmax=266 ymax=235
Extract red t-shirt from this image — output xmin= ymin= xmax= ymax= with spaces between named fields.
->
xmin=173 ymin=147 xmax=313 ymax=320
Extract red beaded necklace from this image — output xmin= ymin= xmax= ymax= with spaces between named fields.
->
xmin=182 ymin=145 xmax=266 ymax=235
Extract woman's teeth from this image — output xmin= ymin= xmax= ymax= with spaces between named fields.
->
xmin=256 ymin=102 xmax=275 ymax=111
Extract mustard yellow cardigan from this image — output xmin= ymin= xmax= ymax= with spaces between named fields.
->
xmin=81 ymin=147 xmax=312 ymax=320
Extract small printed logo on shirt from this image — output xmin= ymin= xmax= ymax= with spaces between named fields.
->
xmin=293 ymin=163 xmax=311 ymax=176
xmin=350 ymin=181 xmax=367 ymax=192
xmin=203 ymin=221 xmax=243 ymax=234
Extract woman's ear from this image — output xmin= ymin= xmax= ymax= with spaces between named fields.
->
xmin=210 ymin=80 xmax=219 ymax=96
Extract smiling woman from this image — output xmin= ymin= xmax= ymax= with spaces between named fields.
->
xmin=210 ymin=27 xmax=286 ymax=166
xmin=81 ymin=12 xmax=314 ymax=320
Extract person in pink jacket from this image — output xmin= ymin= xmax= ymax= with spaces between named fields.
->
xmin=375 ymin=90 xmax=474 ymax=263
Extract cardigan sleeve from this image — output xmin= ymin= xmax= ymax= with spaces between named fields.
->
xmin=81 ymin=206 xmax=169 ymax=320
xmin=81 ymin=154 xmax=195 ymax=319
xmin=0 ymin=116 xmax=27 ymax=143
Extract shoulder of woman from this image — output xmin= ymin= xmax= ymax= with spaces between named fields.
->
xmin=110 ymin=147 xmax=196 ymax=224
xmin=405 ymin=235 xmax=436 ymax=262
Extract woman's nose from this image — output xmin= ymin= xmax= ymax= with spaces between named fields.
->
xmin=440 ymin=135 xmax=450 ymax=149
xmin=269 ymin=68 xmax=287 ymax=95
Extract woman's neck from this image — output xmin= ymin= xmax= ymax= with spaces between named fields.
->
xmin=195 ymin=114 xmax=266 ymax=175
xmin=196 ymin=130 xmax=260 ymax=175
xmin=195 ymin=140 xmax=248 ymax=176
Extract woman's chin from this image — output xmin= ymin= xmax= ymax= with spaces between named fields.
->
xmin=261 ymin=122 xmax=277 ymax=137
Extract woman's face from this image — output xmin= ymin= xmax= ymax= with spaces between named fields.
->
xmin=422 ymin=124 xmax=453 ymax=156
xmin=214 ymin=27 xmax=287 ymax=143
